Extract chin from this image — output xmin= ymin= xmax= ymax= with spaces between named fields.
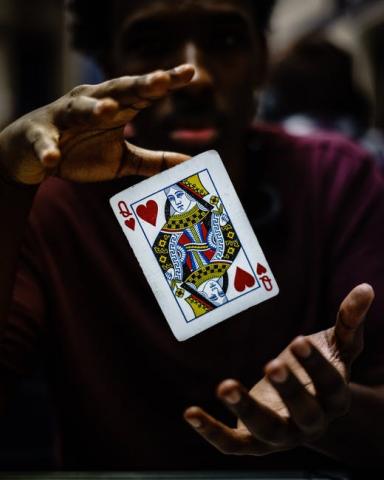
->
xmin=168 ymin=139 xmax=222 ymax=157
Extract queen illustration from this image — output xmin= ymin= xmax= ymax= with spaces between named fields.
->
xmin=152 ymin=173 xmax=241 ymax=318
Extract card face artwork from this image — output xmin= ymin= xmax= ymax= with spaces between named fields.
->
xmin=110 ymin=151 xmax=278 ymax=341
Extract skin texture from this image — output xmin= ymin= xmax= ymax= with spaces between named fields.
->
xmin=184 ymin=284 xmax=375 ymax=456
xmin=0 ymin=65 xmax=194 ymax=185
xmin=0 ymin=0 xmax=383 ymax=467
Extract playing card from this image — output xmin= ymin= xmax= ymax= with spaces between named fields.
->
xmin=110 ymin=150 xmax=278 ymax=341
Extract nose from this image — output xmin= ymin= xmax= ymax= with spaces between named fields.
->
xmin=180 ymin=42 xmax=214 ymax=91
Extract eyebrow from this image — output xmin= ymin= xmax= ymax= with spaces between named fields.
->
xmin=120 ymin=10 xmax=251 ymax=39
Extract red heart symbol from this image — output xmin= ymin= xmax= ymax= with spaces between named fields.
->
xmin=136 ymin=200 xmax=158 ymax=226
xmin=124 ymin=218 xmax=136 ymax=230
xmin=234 ymin=267 xmax=256 ymax=292
xmin=256 ymin=263 xmax=267 ymax=275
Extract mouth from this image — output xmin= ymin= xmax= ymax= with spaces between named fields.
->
xmin=169 ymin=127 xmax=219 ymax=146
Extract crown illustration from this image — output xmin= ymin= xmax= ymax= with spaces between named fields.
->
xmin=181 ymin=262 xmax=230 ymax=318
xmin=185 ymin=294 xmax=213 ymax=318
xmin=177 ymin=174 xmax=209 ymax=200
xmin=183 ymin=262 xmax=230 ymax=289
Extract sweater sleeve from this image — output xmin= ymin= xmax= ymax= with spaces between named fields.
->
xmin=318 ymin=139 xmax=384 ymax=385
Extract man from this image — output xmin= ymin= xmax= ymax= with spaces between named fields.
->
xmin=0 ymin=0 xmax=384 ymax=471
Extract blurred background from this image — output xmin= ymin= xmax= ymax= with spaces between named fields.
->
xmin=0 ymin=0 xmax=383 ymax=469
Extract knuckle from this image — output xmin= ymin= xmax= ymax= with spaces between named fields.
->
xmin=131 ymin=76 xmax=144 ymax=94
xmin=66 ymin=99 xmax=75 ymax=112
xmin=106 ymin=78 xmax=120 ymax=90
xmin=26 ymin=126 xmax=45 ymax=143
xmin=107 ymin=76 xmax=134 ymax=92
xmin=149 ymin=69 xmax=165 ymax=78
xmin=69 ymin=84 xmax=88 ymax=97
xmin=300 ymin=411 xmax=326 ymax=434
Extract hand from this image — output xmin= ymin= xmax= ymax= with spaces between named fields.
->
xmin=0 ymin=65 xmax=194 ymax=184
xmin=184 ymin=283 xmax=374 ymax=455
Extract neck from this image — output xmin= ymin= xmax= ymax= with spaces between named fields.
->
xmin=220 ymin=136 xmax=248 ymax=194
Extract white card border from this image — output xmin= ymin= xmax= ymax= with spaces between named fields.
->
xmin=110 ymin=150 xmax=279 ymax=341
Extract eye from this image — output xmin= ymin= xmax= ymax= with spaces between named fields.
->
xmin=176 ymin=192 xmax=184 ymax=198
xmin=168 ymin=195 xmax=175 ymax=202
xmin=224 ymin=32 xmax=241 ymax=47
xmin=140 ymin=37 xmax=174 ymax=57
xmin=204 ymin=24 xmax=251 ymax=53
xmin=121 ymin=31 xmax=175 ymax=59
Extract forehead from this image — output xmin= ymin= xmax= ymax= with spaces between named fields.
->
xmin=115 ymin=0 xmax=255 ymax=31
xmin=204 ymin=280 xmax=219 ymax=290
xmin=168 ymin=186 xmax=184 ymax=194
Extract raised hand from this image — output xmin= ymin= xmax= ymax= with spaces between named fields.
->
xmin=184 ymin=284 xmax=374 ymax=456
xmin=0 ymin=65 xmax=194 ymax=185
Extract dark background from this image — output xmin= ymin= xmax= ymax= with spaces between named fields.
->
xmin=0 ymin=0 xmax=383 ymax=469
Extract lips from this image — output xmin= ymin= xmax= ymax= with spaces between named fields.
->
xmin=169 ymin=127 xmax=219 ymax=145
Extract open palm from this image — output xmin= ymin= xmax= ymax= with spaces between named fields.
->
xmin=184 ymin=284 xmax=373 ymax=455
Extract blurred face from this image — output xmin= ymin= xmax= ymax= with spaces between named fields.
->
xmin=200 ymin=279 xmax=227 ymax=306
xmin=109 ymin=0 xmax=267 ymax=180
xmin=166 ymin=186 xmax=193 ymax=213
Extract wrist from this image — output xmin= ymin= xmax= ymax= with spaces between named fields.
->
xmin=0 ymin=150 xmax=38 ymax=197
xmin=0 ymin=162 xmax=38 ymax=192
xmin=0 ymin=132 xmax=43 ymax=188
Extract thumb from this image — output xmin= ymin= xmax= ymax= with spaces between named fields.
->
xmin=335 ymin=283 xmax=374 ymax=356
xmin=120 ymin=141 xmax=190 ymax=177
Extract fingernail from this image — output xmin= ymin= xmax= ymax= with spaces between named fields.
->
xmin=186 ymin=416 xmax=202 ymax=428
xmin=41 ymin=149 xmax=60 ymax=166
xmin=269 ymin=366 xmax=288 ymax=383
xmin=293 ymin=340 xmax=311 ymax=358
xmin=94 ymin=101 xmax=105 ymax=114
xmin=173 ymin=65 xmax=190 ymax=73
xmin=222 ymin=389 xmax=241 ymax=405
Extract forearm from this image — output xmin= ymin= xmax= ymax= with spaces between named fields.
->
xmin=306 ymin=383 xmax=384 ymax=466
xmin=0 ymin=170 xmax=37 ymax=327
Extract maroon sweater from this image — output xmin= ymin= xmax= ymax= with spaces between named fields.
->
xmin=2 ymin=126 xmax=384 ymax=470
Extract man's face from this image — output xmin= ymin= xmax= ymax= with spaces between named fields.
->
xmin=109 ymin=0 xmax=267 ymax=166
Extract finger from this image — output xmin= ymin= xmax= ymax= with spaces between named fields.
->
xmin=183 ymin=406 xmax=267 ymax=455
xmin=216 ymin=379 xmax=295 ymax=446
xmin=26 ymin=126 xmax=61 ymax=168
xmin=335 ymin=283 xmax=374 ymax=350
xmin=290 ymin=337 xmax=350 ymax=417
xmin=265 ymin=360 xmax=327 ymax=437
xmin=119 ymin=142 xmax=190 ymax=177
xmin=56 ymin=95 xmax=119 ymax=128
xmin=91 ymin=64 xmax=195 ymax=105
xmin=168 ymin=64 xmax=196 ymax=90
